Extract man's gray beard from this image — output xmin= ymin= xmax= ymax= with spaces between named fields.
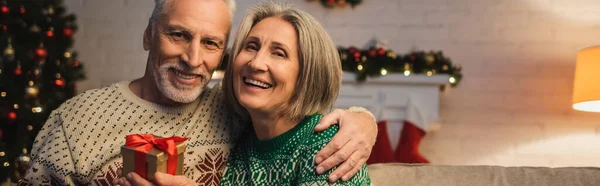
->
xmin=152 ymin=62 xmax=211 ymax=104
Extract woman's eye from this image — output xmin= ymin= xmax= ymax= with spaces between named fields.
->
xmin=273 ymin=49 xmax=286 ymax=58
xmin=274 ymin=52 xmax=285 ymax=57
xmin=246 ymin=43 xmax=258 ymax=51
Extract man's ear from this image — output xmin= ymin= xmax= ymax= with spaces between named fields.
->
xmin=143 ymin=23 xmax=153 ymax=51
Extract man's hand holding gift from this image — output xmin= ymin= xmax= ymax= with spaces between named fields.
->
xmin=116 ymin=134 xmax=191 ymax=185
xmin=114 ymin=171 xmax=196 ymax=186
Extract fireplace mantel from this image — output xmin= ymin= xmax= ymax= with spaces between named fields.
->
xmin=337 ymin=72 xmax=448 ymax=149
xmin=336 ymin=72 xmax=448 ymax=128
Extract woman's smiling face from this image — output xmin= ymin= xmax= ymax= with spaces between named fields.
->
xmin=232 ymin=17 xmax=300 ymax=115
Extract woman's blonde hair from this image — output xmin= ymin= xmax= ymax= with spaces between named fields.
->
xmin=222 ymin=1 xmax=342 ymax=122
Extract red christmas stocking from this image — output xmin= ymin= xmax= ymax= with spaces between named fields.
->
xmin=366 ymin=121 xmax=395 ymax=164
xmin=394 ymin=120 xmax=430 ymax=163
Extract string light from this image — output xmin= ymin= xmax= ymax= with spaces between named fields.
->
xmin=13 ymin=104 xmax=18 ymax=109
xmin=380 ymin=68 xmax=388 ymax=76
xmin=1 ymin=92 xmax=6 ymax=97
xmin=3 ymin=162 xmax=8 ymax=167
xmin=404 ymin=70 xmax=411 ymax=76
xmin=449 ymin=76 xmax=457 ymax=84
xmin=27 ymin=87 xmax=39 ymax=97
xmin=20 ymin=155 xmax=30 ymax=162
xmin=427 ymin=71 xmax=433 ymax=76
xmin=27 ymin=125 xmax=33 ymax=131
xmin=64 ymin=52 xmax=71 ymax=58
xmin=387 ymin=51 xmax=396 ymax=59
xmin=32 ymin=107 xmax=43 ymax=113
xmin=29 ymin=81 xmax=34 ymax=86
xmin=0 ymin=152 xmax=4 ymax=156
xmin=357 ymin=64 xmax=363 ymax=71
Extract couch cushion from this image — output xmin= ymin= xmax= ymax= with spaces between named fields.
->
xmin=368 ymin=163 xmax=600 ymax=186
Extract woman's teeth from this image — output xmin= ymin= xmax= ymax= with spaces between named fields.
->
xmin=244 ymin=78 xmax=273 ymax=89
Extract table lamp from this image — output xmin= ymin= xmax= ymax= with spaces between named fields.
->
xmin=572 ymin=46 xmax=600 ymax=112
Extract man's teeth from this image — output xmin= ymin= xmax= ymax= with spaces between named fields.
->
xmin=175 ymin=71 xmax=198 ymax=79
xmin=245 ymin=78 xmax=272 ymax=89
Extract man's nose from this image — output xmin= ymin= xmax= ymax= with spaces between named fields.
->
xmin=181 ymin=41 xmax=203 ymax=68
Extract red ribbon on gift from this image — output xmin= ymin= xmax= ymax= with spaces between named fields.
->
xmin=125 ymin=134 xmax=188 ymax=179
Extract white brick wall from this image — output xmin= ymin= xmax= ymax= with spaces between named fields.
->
xmin=64 ymin=0 xmax=600 ymax=167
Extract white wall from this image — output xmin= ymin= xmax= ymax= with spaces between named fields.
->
xmin=65 ymin=0 xmax=600 ymax=167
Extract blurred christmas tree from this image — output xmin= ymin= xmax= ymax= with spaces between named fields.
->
xmin=0 ymin=0 xmax=84 ymax=183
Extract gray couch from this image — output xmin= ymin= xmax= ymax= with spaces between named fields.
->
xmin=368 ymin=163 xmax=600 ymax=186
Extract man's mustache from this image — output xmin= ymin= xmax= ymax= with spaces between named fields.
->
xmin=161 ymin=62 xmax=209 ymax=77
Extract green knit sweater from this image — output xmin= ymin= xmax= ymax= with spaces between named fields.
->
xmin=220 ymin=114 xmax=370 ymax=186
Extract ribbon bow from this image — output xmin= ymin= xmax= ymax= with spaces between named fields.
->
xmin=125 ymin=134 xmax=188 ymax=178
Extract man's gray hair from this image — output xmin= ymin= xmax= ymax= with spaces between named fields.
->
xmin=150 ymin=0 xmax=236 ymax=22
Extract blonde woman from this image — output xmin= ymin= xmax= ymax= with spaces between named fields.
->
xmin=221 ymin=2 xmax=370 ymax=185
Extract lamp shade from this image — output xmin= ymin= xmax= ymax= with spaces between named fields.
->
xmin=572 ymin=46 xmax=600 ymax=112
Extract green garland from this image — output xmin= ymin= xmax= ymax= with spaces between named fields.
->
xmin=338 ymin=47 xmax=463 ymax=86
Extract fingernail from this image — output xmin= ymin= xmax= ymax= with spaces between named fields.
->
xmin=329 ymin=174 xmax=338 ymax=181
xmin=342 ymin=175 xmax=349 ymax=181
xmin=127 ymin=173 xmax=133 ymax=179
xmin=316 ymin=166 xmax=324 ymax=174
xmin=314 ymin=157 xmax=323 ymax=164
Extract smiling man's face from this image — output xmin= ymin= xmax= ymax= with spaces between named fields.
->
xmin=144 ymin=0 xmax=231 ymax=104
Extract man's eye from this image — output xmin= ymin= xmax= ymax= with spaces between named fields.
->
xmin=169 ymin=32 xmax=185 ymax=40
xmin=204 ymin=40 xmax=220 ymax=49
xmin=206 ymin=41 xmax=218 ymax=46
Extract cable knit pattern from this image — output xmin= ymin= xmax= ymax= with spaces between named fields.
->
xmin=18 ymin=81 xmax=242 ymax=186
xmin=221 ymin=114 xmax=371 ymax=186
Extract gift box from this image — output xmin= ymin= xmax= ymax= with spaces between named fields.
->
xmin=121 ymin=134 xmax=187 ymax=182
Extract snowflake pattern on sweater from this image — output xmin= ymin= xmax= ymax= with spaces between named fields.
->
xmin=221 ymin=115 xmax=371 ymax=186
xmin=18 ymin=81 xmax=242 ymax=186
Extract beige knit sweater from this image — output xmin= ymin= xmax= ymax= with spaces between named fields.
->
xmin=19 ymin=81 xmax=241 ymax=185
